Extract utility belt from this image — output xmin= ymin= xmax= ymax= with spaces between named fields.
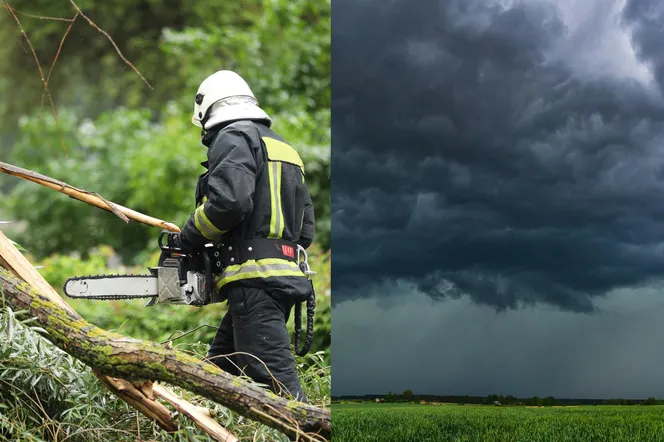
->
xmin=207 ymin=236 xmax=317 ymax=357
xmin=210 ymin=237 xmax=312 ymax=275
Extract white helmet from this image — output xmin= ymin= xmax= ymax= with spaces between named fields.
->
xmin=191 ymin=70 xmax=271 ymax=130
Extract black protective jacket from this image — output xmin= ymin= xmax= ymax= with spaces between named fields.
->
xmin=180 ymin=119 xmax=315 ymax=300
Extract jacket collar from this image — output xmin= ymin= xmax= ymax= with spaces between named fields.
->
xmin=200 ymin=118 xmax=270 ymax=149
xmin=201 ymin=128 xmax=219 ymax=148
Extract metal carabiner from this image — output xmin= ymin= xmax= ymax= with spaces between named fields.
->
xmin=296 ymin=244 xmax=317 ymax=278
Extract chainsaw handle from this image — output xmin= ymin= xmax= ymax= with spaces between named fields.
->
xmin=158 ymin=230 xmax=170 ymax=250
xmin=158 ymin=230 xmax=183 ymax=252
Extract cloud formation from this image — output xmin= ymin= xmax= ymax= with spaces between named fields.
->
xmin=332 ymin=0 xmax=664 ymax=312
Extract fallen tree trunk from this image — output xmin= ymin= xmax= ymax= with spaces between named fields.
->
xmin=0 ymin=266 xmax=330 ymax=440
xmin=0 ymin=229 xmax=239 ymax=439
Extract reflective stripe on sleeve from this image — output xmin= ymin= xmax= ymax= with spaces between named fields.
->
xmin=194 ymin=205 xmax=225 ymax=240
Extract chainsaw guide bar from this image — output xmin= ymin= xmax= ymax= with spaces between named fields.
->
xmin=63 ymin=274 xmax=158 ymax=301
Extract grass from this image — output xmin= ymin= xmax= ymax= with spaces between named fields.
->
xmin=331 ymin=403 xmax=664 ymax=442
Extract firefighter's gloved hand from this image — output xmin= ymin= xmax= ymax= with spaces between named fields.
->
xmin=158 ymin=231 xmax=192 ymax=266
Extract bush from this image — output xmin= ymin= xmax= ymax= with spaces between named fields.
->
xmin=8 ymin=105 xmax=330 ymax=264
xmin=0 ymin=305 xmax=329 ymax=441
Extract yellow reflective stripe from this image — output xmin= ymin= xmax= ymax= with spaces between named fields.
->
xmin=215 ymin=258 xmax=303 ymax=290
xmin=262 ymin=136 xmax=305 ymax=174
xmin=194 ymin=205 xmax=225 ymax=240
xmin=196 ymin=195 xmax=208 ymax=208
xmin=267 ymin=161 xmax=285 ymax=239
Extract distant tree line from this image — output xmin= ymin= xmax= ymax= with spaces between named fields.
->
xmin=332 ymin=393 xmax=664 ymax=406
xmin=382 ymin=390 xmax=415 ymax=403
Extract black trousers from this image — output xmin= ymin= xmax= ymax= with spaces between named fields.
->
xmin=206 ymin=286 xmax=308 ymax=403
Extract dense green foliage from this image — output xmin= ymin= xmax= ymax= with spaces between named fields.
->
xmin=0 ymin=0 xmax=330 ymax=135
xmin=7 ymin=105 xmax=329 ymax=262
xmin=332 ymin=403 xmax=664 ymax=442
xmin=0 ymin=306 xmax=329 ymax=441
xmin=1 ymin=0 xmax=330 ymax=255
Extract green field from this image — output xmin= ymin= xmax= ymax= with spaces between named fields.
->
xmin=332 ymin=403 xmax=664 ymax=442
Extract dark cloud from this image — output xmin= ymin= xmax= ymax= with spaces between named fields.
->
xmin=332 ymin=0 xmax=664 ymax=312
xmin=623 ymin=0 xmax=664 ymax=90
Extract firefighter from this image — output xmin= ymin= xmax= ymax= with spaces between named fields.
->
xmin=163 ymin=70 xmax=315 ymax=403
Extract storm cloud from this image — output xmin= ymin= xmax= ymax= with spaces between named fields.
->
xmin=332 ymin=0 xmax=664 ymax=312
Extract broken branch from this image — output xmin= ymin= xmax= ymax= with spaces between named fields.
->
xmin=0 ymin=161 xmax=180 ymax=232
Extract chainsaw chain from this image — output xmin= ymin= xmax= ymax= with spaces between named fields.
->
xmin=63 ymin=274 xmax=156 ymax=301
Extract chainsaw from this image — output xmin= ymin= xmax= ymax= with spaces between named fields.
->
xmin=63 ymin=232 xmax=317 ymax=356
xmin=63 ymin=231 xmax=224 ymax=306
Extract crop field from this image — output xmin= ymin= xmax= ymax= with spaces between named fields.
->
xmin=332 ymin=403 xmax=664 ymax=442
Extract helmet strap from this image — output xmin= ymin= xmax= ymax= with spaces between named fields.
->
xmin=200 ymin=110 xmax=211 ymax=129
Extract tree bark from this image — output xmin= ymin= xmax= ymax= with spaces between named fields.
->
xmin=0 ymin=267 xmax=330 ymax=440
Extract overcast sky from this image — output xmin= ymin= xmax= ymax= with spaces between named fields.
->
xmin=332 ymin=0 xmax=664 ymax=399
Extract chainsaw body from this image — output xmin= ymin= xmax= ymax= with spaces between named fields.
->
xmin=63 ymin=232 xmax=225 ymax=307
